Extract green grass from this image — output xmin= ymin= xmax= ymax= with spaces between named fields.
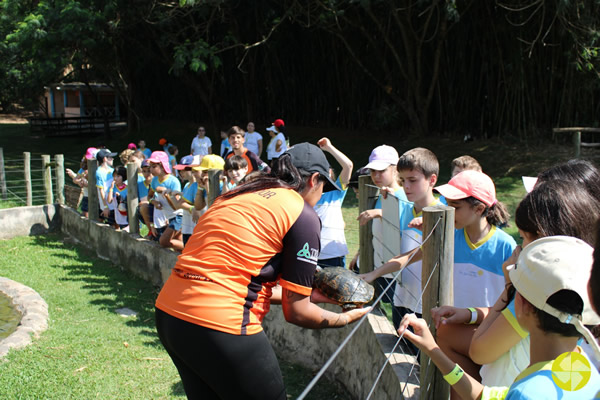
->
xmin=0 ymin=234 xmax=343 ymax=399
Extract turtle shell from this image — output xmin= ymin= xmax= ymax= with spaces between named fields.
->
xmin=313 ymin=267 xmax=374 ymax=310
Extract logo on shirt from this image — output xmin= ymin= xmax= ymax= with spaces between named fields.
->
xmin=551 ymin=351 xmax=591 ymax=391
xmin=297 ymin=242 xmax=319 ymax=265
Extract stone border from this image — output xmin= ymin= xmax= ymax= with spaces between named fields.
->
xmin=0 ymin=277 xmax=49 ymax=359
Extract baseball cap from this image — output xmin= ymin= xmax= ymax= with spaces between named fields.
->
xmin=285 ymin=142 xmax=341 ymax=192
xmin=363 ymin=145 xmax=399 ymax=171
xmin=148 ymin=151 xmax=171 ymax=174
xmin=434 ymin=170 xmax=497 ymax=207
xmin=85 ymin=147 xmax=98 ymax=160
xmin=175 ymin=155 xmax=202 ymax=170
xmin=266 ymin=126 xmax=277 ymax=133
xmin=507 ymin=236 xmax=600 ymax=359
xmin=159 ymin=138 xmax=167 ymax=146
xmin=273 ymin=119 xmax=285 ymax=128
xmin=141 ymin=159 xmax=150 ymax=168
xmin=96 ymin=149 xmax=117 ymax=162
xmin=193 ymin=154 xmax=225 ymax=171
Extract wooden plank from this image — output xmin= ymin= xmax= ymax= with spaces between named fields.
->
xmin=126 ymin=163 xmax=139 ymax=235
xmin=24 ymin=152 xmax=32 ymax=206
xmin=87 ymin=159 xmax=99 ymax=221
xmin=207 ymin=169 xmax=222 ymax=207
xmin=42 ymin=155 xmax=53 ymax=204
xmin=55 ymin=154 xmax=65 ymax=204
xmin=553 ymin=127 xmax=600 ymax=133
xmin=358 ymin=175 xmax=378 ymax=274
xmin=0 ymin=148 xmax=6 ymax=200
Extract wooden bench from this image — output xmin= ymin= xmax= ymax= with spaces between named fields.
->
xmin=553 ymin=127 xmax=600 ymax=158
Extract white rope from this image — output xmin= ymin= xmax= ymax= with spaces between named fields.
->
xmin=297 ymin=217 xmax=443 ymax=399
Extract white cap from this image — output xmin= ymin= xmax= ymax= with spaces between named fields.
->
xmin=507 ymin=236 xmax=600 ymax=360
xmin=363 ymin=145 xmax=399 ymax=171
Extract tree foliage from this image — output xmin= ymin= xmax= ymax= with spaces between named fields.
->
xmin=1 ymin=0 xmax=599 ymax=137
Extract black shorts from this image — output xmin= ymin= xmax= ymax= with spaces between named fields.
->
xmin=155 ymin=308 xmax=286 ymax=400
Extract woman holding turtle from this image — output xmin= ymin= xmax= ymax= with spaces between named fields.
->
xmin=155 ymin=143 xmax=370 ymax=400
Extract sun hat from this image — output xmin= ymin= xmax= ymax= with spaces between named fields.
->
xmin=148 ymin=151 xmax=172 ymax=174
xmin=85 ymin=147 xmax=98 ymax=160
xmin=273 ymin=119 xmax=285 ymax=129
xmin=507 ymin=236 xmax=600 ymax=359
xmin=158 ymin=138 xmax=167 ymax=146
xmin=285 ymin=142 xmax=341 ymax=192
xmin=96 ymin=149 xmax=117 ymax=163
xmin=193 ymin=154 xmax=225 ymax=171
xmin=363 ymin=145 xmax=399 ymax=171
xmin=434 ymin=170 xmax=497 ymax=207
xmin=175 ymin=155 xmax=202 ymax=170
xmin=266 ymin=126 xmax=277 ymax=133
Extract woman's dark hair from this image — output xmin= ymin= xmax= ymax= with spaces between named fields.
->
xmin=463 ymin=197 xmax=510 ymax=227
xmin=113 ymin=166 xmax=127 ymax=182
xmin=219 ymin=153 xmax=325 ymax=201
xmin=537 ymin=159 xmax=600 ymax=202
xmin=591 ymin=220 xmax=600 ymax=314
xmin=516 ymin=180 xmax=599 ymax=246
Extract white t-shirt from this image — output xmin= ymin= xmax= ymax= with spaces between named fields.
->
xmin=266 ymin=133 xmax=287 ymax=160
xmin=244 ymin=131 xmax=263 ymax=156
xmin=191 ymin=136 xmax=212 ymax=156
xmin=314 ymin=178 xmax=348 ymax=260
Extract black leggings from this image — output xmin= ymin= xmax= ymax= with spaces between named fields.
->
xmin=155 ymin=308 xmax=286 ymax=400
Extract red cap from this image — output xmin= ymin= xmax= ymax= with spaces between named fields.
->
xmin=158 ymin=138 xmax=167 ymax=146
xmin=434 ymin=170 xmax=497 ymax=207
xmin=273 ymin=119 xmax=285 ymax=129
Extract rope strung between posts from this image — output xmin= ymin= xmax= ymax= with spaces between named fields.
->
xmin=297 ymin=216 xmax=443 ymax=400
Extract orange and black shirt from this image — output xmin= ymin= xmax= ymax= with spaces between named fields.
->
xmin=225 ymin=148 xmax=270 ymax=174
xmin=155 ymin=187 xmax=320 ymax=335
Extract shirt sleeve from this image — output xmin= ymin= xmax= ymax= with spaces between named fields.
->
xmin=249 ymin=152 xmax=270 ymax=173
xmin=279 ymin=202 xmax=321 ymax=296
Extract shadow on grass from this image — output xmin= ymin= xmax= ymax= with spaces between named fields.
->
xmin=30 ymin=233 xmax=165 ymax=349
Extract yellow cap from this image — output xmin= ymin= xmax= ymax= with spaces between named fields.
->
xmin=192 ymin=154 xmax=225 ymax=171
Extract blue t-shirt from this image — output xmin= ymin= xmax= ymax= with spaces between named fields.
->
xmin=137 ymin=173 xmax=149 ymax=201
xmin=453 ymin=226 xmax=516 ymax=308
xmin=95 ymin=166 xmax=114 ymax=190
xmin=504 ymin=352 xmax=600 ymax=399
xmin=142 ymin=148 xmax=152 ymax=159
xmin=151 ymin=175 xmax=182 ymax=220
xmin=220 ymin=138 xmax=232 ymax=158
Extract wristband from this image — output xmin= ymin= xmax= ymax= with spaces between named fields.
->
xmin=467 ymin=307 xmax=477 ymax=325
xmin=443 ymin=364 xmax=464 ymax=385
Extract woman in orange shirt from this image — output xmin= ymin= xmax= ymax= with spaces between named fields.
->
xmin=155 ymin=143 xmax=369 ymax=400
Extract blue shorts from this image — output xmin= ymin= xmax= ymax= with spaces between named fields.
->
xmin=81 ymin=196 xmax=89 ymax=212
xmin=168 ymin=214 xmax=182 ymax=231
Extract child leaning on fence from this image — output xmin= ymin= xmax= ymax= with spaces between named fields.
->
xmin=398 ymin=236 xmax=600 ymax=400
xmin=148 ymin=151 xmax=184 ymax=251
xmin=107 ymin=166 xmax=128 ymax=230
xmin=349 ymin=145 xmax=408 ymax=308
xmin=173 ymin=155 xmax=202 ymax=246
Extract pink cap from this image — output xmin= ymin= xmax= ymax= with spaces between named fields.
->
xmin=127 ymin=143 xmax=137 ymax=150
xmin=85 ymin=147 xmax=98 ymax=160
xmin=363 ymin=145 xmax=399 ymax=171
xmin=148 ymin=151 xmax=172 ymax=174
xmin=435 ymin=170 xmax=497 ymax=207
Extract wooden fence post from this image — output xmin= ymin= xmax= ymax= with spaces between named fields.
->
xmin=42 ymin=155 xmax=53 ymax=204
xmin=207 ymin=169 xmax=222 ymax=207
xmin=24 ymin=152 xmax=32 ymax=206
xmin=87 ymin=159 xmax=99 ymax=221
xmin=358 ymin=175 xmax=378 ymax=274
xmin=0 ymin=148 xmax=6 ymax=200
xmin=420 ymin=205 xmax=455 ymax=400
xmin=126 ymin=162 xmax=139 ymax=235
xmin=55 ymin=154 xmax=65 ymax=205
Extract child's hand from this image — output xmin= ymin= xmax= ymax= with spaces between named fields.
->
xmin=379 ymin=186 xmax=395 ymax=199
xmin=502 ymin=245 xmax=522 ymax=284
xmin=408 ymin=217 xmax=423 ymax=230
xmin=317 ymin=137 xmax=332 ymax=151
xmin=430 ymin=306 xmax=470 ymax=329
xmin=357 ymin=209 xmax=382 ymax=225
xmin=66 ymin=168 xmax=76 ymax=179
xmin=101 ymin=208 xmax=110 ymax=218
xmin=348 ymin=252 xmax=359 ymax=272
xmin=192 ymin=209 xmax=202 ymax=223
xmin=397 ymin=314 xmax=438 ymax=354
xmin=155 ymin=186 xmax=166 ymax=194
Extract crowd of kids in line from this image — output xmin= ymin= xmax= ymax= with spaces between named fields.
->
xmin=68 ymin=119 xmax=600 ymax=398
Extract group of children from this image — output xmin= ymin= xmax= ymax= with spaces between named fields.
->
xmin=345 ymin=141 xmax=600 ymax=398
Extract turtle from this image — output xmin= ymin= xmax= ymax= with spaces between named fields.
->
xmin=312 ymin=267 xmax=375 ymax=310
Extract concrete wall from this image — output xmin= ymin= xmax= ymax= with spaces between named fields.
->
xmin=1 ymin=204 xmax=418 ymax=399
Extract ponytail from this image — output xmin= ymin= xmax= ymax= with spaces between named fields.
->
xmin=464 ymin=197 xmax=510 ymax=227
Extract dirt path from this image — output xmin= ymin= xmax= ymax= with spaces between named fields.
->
xmin=0 ymin=114 xmax=29 ymax=124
